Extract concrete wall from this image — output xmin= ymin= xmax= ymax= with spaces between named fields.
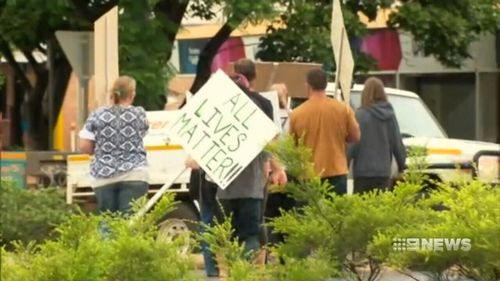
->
xmin=399 ymin=33 xmax=498 ymax=73
xmin=477 ymin=72 xmax=499 ymax=143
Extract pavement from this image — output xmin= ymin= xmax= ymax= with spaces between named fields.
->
xmin=193 ymin=251 xmax=474 ymax=281
xmin=194 ymin=269 xmax=474 ymax=281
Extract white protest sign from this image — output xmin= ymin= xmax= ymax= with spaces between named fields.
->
xmin=331 ymin=0 xmax=354 ymax=104
xmin=260 ymin=91 xmax=282 ymax=133
xmin=143 ymin=111 xmax=182 ymax=146
xmin=279 ymin=109 xmax=290 ymax=133
xmin=168 ymin=70 xmax=280 ymax=189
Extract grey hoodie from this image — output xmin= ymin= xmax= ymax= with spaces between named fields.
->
xmin=348 ymin=102 xmax=406 ymax=178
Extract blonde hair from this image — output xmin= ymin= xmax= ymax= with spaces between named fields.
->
xmin=270 ymin=83 xmax=288 ymax=109
xmin=361 ymin=77 xmax=387 ymax=108
xmin=111 ymin=76 xmax=136 ymax=105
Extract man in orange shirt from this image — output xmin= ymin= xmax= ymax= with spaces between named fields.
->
xmin=289 ymin=68 xmax=360 ymax=195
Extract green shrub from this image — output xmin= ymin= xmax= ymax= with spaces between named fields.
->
xmin=0 ymin=179 xmax=74 ymax=248
xmin=370 ymin=179 xmax=500 ymax=281
xmin=1 ymin=193 xmax=201 ymax=281
xmin=265 ymin=136 xmax=499 ymax=281
xmin=198 ymin=212 xmax=337 ymax=281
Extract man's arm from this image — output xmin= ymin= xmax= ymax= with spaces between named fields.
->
xmin=346 ymin=106 xmax=360 ymax=143
xmin=269 ymin=157 xmax=287 ymax=186
xmin=185 ymin=156 xmax=200 ymax=170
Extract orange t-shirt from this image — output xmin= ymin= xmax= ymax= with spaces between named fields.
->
xmin=289 ymin=97 xmax=358 ymax=177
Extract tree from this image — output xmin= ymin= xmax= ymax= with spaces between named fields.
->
xmin=187 ymin=0 xmax=276 ymax=93
xmin=257 ymin=0 xmax=500 ymax=71
xmin=0 ymin=0 xmax=278 ymax=149
xmin=0 ymin=0 xmax=88 ymax=149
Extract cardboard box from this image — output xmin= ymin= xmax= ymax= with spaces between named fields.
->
xmin=225 ymin=61 xmax=322 ymax=98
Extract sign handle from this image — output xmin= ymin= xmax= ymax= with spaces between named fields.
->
xmin=333 ymin=27 xmax=345 ymax=101
xmin=266 ymin=62 xmax=279 ymax=90
xmin=134 ymin=167 xmax=189 ymax=219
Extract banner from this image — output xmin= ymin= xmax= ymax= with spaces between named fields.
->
xmin=169 ymin=70 xmax=279 ymax=189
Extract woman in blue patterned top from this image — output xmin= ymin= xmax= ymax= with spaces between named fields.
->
xmin=79 ymin=76 xmax=149 ymax=214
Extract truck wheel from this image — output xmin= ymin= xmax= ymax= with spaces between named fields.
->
xmin=156 ymin=202 xmax=200 ymax=253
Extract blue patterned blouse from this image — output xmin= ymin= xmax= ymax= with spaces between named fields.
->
xmin=80 ymin=106 xmax=149 ymax=179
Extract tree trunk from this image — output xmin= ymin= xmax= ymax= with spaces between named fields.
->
xmin=27 ymin=69 xmax=49 ymax=150
xmin=154 ymin=0 xmax=189 ymax=60
xmin=189 ymin=23 xmax=234 ymax=94
xmin=25 ymin=51 xmax=71 ymax=150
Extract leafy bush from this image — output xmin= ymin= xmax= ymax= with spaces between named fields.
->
xmin=0 ymin=179 xmax=74 ymax=248
xmin=1 ymin=193 xmax=201 ymax=281
xmin=198 ymin=212 xmax=337 ymax=281
xmin=371 ymin=179 xmax=500 ymax=281
xmin=219 ymin=135 xmax=500 ymax=281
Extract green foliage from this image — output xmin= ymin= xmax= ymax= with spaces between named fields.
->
xmin=403 ymin=145 xmax=430 ymax=186
xmin=0 ymin=180 xmax=74 ymax=248
xmin=198 ymin=212 xmax=338 ymax=281
xmin=371 ymin=180 xmax=500 ymax=281
xmin=0 ymin=0 xmax=85 ymax=50
xmin=189 ymin=0 xmax=276 ymax=26
xmin=257 ymin=0 xmax=377 ymax=73
xmin=1 ymin=192 xmax=200 ymax=281
xmin=119 ymin=0 xmax=175 ymax=110
xmin=266 ymin=134 xmax=316 ymax=181
xmin=266 ymin=135 xmax=498 ymax=280
xmin=258 ymin=0 xmax=500 ymax=70
xmin=388 ymin=0 xmax=500 ymax=68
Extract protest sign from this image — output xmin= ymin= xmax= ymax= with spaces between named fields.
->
xmin=168 ymin=70 xmax=280 ymax=189
xmin=331 ymin=0 xmax=354 ymax=104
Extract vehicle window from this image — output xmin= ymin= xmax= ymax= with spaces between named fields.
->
xmin=350 ymin=92 xmax=447 ymax=139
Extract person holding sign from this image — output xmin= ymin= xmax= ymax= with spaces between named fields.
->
xmin=217 ymin=72 xmax=287 ymax=257
xmin=175 ymin=62 xmax=286 ymax=272
xmin=184 ymin=68 xmax=287 ymax=266
xmin=289 ymin=69 xmax=360 ymax=195
xmin=79 ymin=76 xmax=149 ymax=214
xmin=234 ymin=59 xmax=287 ymax=185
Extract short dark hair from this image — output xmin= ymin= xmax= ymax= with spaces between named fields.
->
xmin=306 ymin=68 xmax=327 ymax=91
xmin=234 ymin=59 xmax=256 ymax=82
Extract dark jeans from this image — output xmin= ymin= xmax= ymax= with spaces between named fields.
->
xmin=94 ymin=180 xmax=148 ymax=214
xmin=322 ymin=175 xmax=348 ymax=195
xmin=354 ymin=177 xmax=390 ymax=194
xmin=220 ymin=198 xmax=263 ymax=256
xmin=265 ymin=192 xmax=297 ymax=245
xmin=199 ymin=179 xmax=219 ymax=276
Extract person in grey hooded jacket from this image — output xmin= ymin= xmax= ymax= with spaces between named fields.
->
xmin=348 ymin=77 xmax=406 ymax=193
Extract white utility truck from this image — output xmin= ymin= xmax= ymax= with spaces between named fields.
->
xmin=67 ymin=86 xmax=499 ymax=238
xmin=326 ymin=83 xmax=500 ymax=186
